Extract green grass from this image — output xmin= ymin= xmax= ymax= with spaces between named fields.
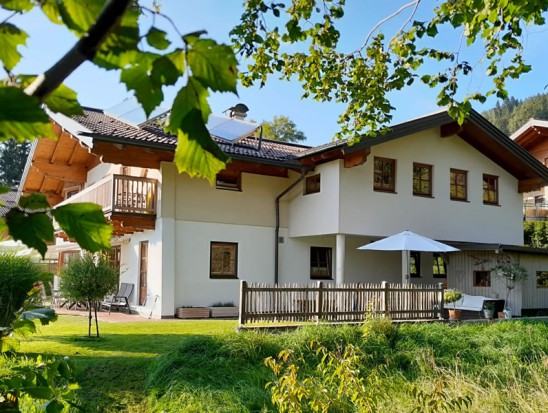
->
xmin=19 ymin=315 xmax=237 ymax=412
xmin=17 ymin=315 xmax=548 ymax=412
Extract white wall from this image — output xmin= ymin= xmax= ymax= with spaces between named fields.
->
xmin=287 ymin=162 xmax=340 ymax=237
xmin=338 ymin=130 xmax=523 ymax=244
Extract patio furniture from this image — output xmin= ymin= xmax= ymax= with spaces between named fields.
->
xmin=449 ymin=294 xmax=505 ymax=319
xmin=101 ymin=283 xmax=134 ymax=314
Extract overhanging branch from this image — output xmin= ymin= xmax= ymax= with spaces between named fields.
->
xmin=24 ymin=0 xmax=131 ymax=100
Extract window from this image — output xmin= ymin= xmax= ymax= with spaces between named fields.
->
xmin=373 ymin=157 xmax=396 ymax=192
xmin=310 ymin=247 xmax=332 ymax=279
xmin=473 ymin=270 xmax=491 ymax=287
xmin=483 ymin=174 xmax=499 ymax=205
xmin=410 ymin=251 xmax=421 ymax=277
xmin=107 ymin=246 xmax=121 ymax=283
xmin=58 ymin=250 xmax=80 ymax=273
xmin=304 ymin=174 xmax=321 ymax=195
xmin=216 ymin=173 xmax=241 ymax=191
xmin=537 ymin=271 xmax=548 ymax=288
xmin=413 ymin=163 xmax=433 ymax=197
xmin=433 ymin=253 xmax=447 ymax=278
xmin=450 ymin=169 xmax=468 ymax=201
xmin=210 ymin=242 xmax=238 ymax=279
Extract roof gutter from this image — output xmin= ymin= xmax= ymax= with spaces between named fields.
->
xmin=274 ymin=167 xmax=311 ymax=283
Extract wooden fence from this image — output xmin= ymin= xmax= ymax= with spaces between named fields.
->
xmin=238 ymin=281 xmax=445 ymax=327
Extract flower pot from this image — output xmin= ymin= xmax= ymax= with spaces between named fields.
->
xmin=209 ymin=306 xmax=239 ymax=318
xmin=504 ymin=309 xmax=512 ymax=319
xmin=483 ymin=309 xmax=494 ymax=320
xmin=175 ymin=307 xmax=210 ymax=319
xmin=448 ymin=309 xmax=461 ymax=320
xmin=498 ymin=311 xmax=506 ymax=319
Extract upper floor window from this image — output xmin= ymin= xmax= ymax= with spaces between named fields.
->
xmin=483 ymin=174 xmax=498 ymax=205
xmin=413 ymin=163 xmax=433 ymax=197
xmin=310 ymin=246 xmax=332 ymax=279
xmin=304 ymin=174 xmax=321 ymax=195
xmin=373 ymin=157 xmax=396 ymax=192
xmin=450 ymin=169 xmax=468 ymax=201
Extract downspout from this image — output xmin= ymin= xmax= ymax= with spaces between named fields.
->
xmin=275 ymin=168 xmax=310 ymax=283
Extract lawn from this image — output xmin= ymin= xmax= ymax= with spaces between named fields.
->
xmin=19 ymin=315 xmax=237 ymax=412
xmin=17 ymin=314 xmax=548 ymax=412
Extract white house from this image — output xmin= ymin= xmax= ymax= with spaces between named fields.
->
xmin=18 ymin=107 xmax=548 ymax=317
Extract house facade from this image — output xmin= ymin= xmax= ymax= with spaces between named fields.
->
xmin=19 ymin=108 xmax=548 ymax=317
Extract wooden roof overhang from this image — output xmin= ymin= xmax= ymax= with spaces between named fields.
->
xmin=21 ymin=120 xmax=100 ymax=206
xmin=512 ymin=121 xmax=548 ymax=152
xmin=86 ymin=133 xmax=303 ymax=178
xmin=296 ymin=110 xmax=548 ymax=192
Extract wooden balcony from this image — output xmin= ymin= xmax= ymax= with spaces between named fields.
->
xmin=55 ymin=174 xmax=158 ymax=236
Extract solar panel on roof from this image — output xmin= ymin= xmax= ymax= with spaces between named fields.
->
xmin=206 ymin=114 xmax=260 ymax=142
xmin=106 ymin=97 xmax=168 ymax=125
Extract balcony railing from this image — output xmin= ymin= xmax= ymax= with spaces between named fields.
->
xmin=524 ymin=202 xmax=548 ymax=221
xmin=57 ymin=174 xmax=157 ymax=215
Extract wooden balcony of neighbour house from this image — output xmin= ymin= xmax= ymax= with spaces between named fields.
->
xmin=54 ymin=174 xmax=158 ymax=236
xmin=523 ymin=202 xmax=548 ymax=222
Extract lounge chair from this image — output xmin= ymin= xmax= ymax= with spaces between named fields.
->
xmin=101 ymin=283 xmax=134 ymax=314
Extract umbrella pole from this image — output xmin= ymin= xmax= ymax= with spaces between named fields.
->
xmin=402 ymin=250 xmax=410 ymax=284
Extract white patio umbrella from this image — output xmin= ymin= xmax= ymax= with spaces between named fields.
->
xmin=357 ymin=230 xmax=460 ymax=283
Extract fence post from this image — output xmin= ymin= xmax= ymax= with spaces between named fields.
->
xmin=438 ymin=282 xmax=445 ymax=320
xmin=382 ymin=281 xmax=389 ymax=317
xmin=316 ymin=281 xmax=323 ymax=325
xmin=238 ymin=280 xmax=247 ymax=328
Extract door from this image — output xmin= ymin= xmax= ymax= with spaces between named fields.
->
xmin=139 ymin=241 xmax=148 ymax=305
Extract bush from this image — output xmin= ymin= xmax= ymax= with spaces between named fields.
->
xmin=0 ymin=254 xmax=45 ymax=335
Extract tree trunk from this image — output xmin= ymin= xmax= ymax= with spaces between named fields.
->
xmin=88 ymin=301 xmax=92 ymax=337
xmin=94 ymin=301 xmax=100 ymax=338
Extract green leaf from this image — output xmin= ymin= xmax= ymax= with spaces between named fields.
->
xmin=20 ymin=307 xmax=57 ymax=325
xmin=0 ymin=87 xmax=55 ymax=142
xmin=24 ymin=386 xmax=54 ymax=400
xmin=186 ymin=37 xmax=238 ymax=93
xmin=19 ymin=193 xmax=50 ymax=210
xmin=120 ymin=54 xmax=163 ymax=118
xmin=0 ymin=23 xmax=28 ymax=71
xmin=40 ymin=0 xmax=63 ymax=25
xmin=146 ymin=27 xmax=170 ymax=50
xmin=168 ymin=77 xmax=211 ymax=134
xmin=44 ymin=83 xmax=83 ymax=116
xmin=175 ymin=129 xmax=228 ymax=184
xmin=58 ymin=0 xmax=102 ymax=34
xmin=5 ymin=210 xmax=54 ymax=257
xmin=0 ymin=0 xmax=33 ymax=12
xmin=44 ymin=399 xmax=65 ymax=413
xmin=51 ymin=203 xmax=112 ymax=252
xmin=151 ymin=56 xmax=180 ymax=87
xmin=165 ymin=49 xmax=186 ymax=73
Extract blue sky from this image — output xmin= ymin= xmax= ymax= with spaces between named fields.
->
xmin=7 ymin=1 xmax=548 ymax=146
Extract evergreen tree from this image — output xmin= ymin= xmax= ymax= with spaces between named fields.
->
xmin=0 ymin=140 xmax=30 ymax=187
xmin=483 ymin=93 xmax=548 ymax=135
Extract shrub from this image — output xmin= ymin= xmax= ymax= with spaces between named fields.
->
xmin=0 ymin=254 xmax=45 ymax=336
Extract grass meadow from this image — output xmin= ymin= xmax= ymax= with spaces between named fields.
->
xmin=17 ymin=315 xmax=548 ymax=412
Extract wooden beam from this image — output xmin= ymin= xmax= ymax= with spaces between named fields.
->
xmin=67 ymin=139 xmax=79 ymax=166
xmin=92 ymin=141 xmax=174 ymax=169
xmin=518 ymin=178 xmax=546 ymax=193
xmin=343 ymin=149 xmax=370 ymax=168
xmin=440 ymin=122 xmax=464 ymax=138
xmin=32 ymin=159 xmax=87 ymax=183
xmin=110 ymin=214 xmax=156 ymax=231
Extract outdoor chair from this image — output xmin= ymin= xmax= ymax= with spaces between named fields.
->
xmin=101 ymin=283 xmax=134 ymax=314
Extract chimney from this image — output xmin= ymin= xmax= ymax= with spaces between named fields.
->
xmin=229 ymin=103 xmax=249 ymax=120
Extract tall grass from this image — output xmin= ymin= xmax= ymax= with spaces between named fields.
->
xmin=146 ymin=321 xmax=548 ymax=412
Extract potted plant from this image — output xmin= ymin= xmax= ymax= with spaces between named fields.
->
xmin=493 ymin=256 xmax=528 ymax=317
xmin=209 ymin=301 xmax=238 ymax=318
xmin=443 ymin=289 xmax=463 ymax=320
xmin=483 ymin=301 xmax=495 ymax=320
